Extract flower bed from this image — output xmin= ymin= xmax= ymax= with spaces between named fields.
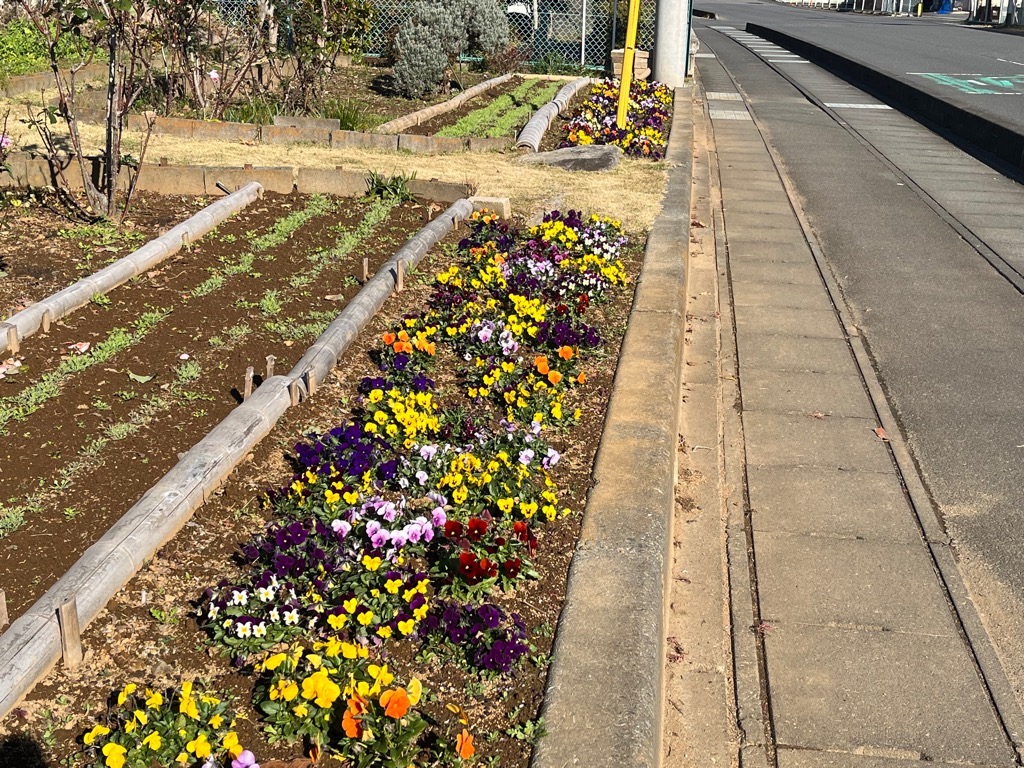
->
xmin=47 ymin=207 xmax=640 ymax=768
xmin=560 ymin=78 xmax=673 ymax=159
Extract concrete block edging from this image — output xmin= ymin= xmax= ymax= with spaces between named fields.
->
xmin=530 ymin=85 xmax=693 ymax=768
xmin=0 ymin=198 xmax=473 ymax=719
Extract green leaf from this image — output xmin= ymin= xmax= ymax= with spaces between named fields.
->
xmin=127 ymin=371 xmax=153 ymax=383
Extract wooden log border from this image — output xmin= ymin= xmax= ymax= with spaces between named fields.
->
xmin=0 ymin=183 xmax=264 ymax=356
xmin=0 ymin=197 xmax=473 ymax=719
xmin=515 ymin=77 xmax=595 ymax=153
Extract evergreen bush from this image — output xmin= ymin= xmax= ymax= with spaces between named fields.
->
xmin=392 ymin=0 xmax=509 ymax=99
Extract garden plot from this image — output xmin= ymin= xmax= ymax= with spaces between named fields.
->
xmin=0 ymin=191 xmax=430 ymax=623
xmin=406 ymin=78 xmax=561 ymax=139
xmin=0 ymin=193 xmax=211 ymax=319
xmin=0 ymin=208 xmax=646 ymax=768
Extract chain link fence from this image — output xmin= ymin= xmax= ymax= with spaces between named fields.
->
xmin=365 ymin=0 xmax=657 ymax=70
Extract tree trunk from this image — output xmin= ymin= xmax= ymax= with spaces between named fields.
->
xmin=103 ymin=22 xmax=121 ymax=217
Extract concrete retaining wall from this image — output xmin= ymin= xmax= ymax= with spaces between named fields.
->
xmin=0 ymin=153 xmax=472 ymax=202
xmin=0 ymin=197 xmax=472 ymax=720
xmin=1 ymin=63 xmax=107 ymax=98
xmin=73 ymin=100 xmax=515 ymax=155
xmin=531 ymin=85 xmax=693 ymax=768
xmin=516 ymin=77 xmax=594 ymax=152
xmin=0 ymin=183 xmax=263 ymax=355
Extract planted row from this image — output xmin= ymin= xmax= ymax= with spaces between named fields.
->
xmin=79 ymin=208 xmax=631 ymax=767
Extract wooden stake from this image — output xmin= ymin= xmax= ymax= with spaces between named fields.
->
xmin=305 ymin=370 xmax=316 ymax=397
xmin=362 ymin=257 xmax=369 ymax=282
xmin=397 ymin=261 xmax=404 ymax=292
xmin=42 ymin=309 xmax=53 ymax=334
xmin=57 ymin=596 xmax=83 ymax=670
xmin=289 ymin=380 xmax=300 ymax=406
xmin=7 ymin=326 xmax=18 ymax=355
xmin=266 ymin=355 xmax=276 ymax=379
xmin=243 ymin=366 xmax=254 ymax=400
xmin=0 ymin=589 xmax=8 ymax=630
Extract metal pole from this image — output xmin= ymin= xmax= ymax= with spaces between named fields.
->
xmin=616 ymin=0 xmax=641 ymax=128
xmin=581 ymin=0 xmax=588 ymax=66
xmin=654 ymin=0 xmax=690 ymax=85
xmin=611 ymin=0 xmax=619 ymax=56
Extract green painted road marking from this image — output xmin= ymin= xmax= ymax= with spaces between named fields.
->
xmin=912 ymin=72 xmax=1024 ymax=95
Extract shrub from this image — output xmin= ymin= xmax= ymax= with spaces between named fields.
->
xmin=392 ymin=0 xmax=509 ymax=99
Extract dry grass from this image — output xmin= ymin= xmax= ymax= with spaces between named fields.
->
xmin=1 ymin=89 xmax=668 ymax=232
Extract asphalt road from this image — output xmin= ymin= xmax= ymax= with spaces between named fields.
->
xmin=694 ymin=1 xmax=1024 ymax=136
xmin=694 ymin=9 xmax=1024 ymax=704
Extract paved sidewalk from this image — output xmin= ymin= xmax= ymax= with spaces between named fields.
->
xmin=667 ymin=57 xmax=1021 ymax=767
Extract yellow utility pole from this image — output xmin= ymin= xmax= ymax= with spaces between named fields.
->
xmin=616 ymin=0 xmax=642 ymax=129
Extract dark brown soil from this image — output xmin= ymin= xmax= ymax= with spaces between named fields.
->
xmin=538 ymin=91 xmax=587 ymax=152
xmin=0 ymin=191 xmax=207 ymax=319
xmin=0 ymin=211 xmax=646 ymax=768
xmin=0 ymin=192 xmax=430 ymax=621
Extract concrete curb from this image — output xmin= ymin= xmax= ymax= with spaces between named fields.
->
xmin=0 ymin=182 xmax=263 ymax=355
xmin=0 ymin=197 xmax=472 ymax=720
xmin=747 ymin=23 xmax=1024 ymax=178
xmin=374 ymin=74 xmax=515 ymax=135
xmin=531 ymin=85 xmax=693 ymax=768
xmin=516 ymin=77 xmax=594 ymax=152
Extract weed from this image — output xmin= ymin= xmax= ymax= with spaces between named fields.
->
xmin=259 ymin=289 xmax=283 ymax=316
xmin=0 ymin=503 xmax=26 ymax=536
xmin=175 ymin=360 xmax=201 ymax=384
xmin=115 ymin=389 xmax=136 ymax=401
xmin=208 ymin=336 xmax=224 ymax=347
xmin=149 ymin=605 xmax=181 ymax=625
xmin=227 ymin=324 xmax=250 ymax=341
xmin=63 ymin=506 xmax=78 ymax=519
xmin=506 ymin=715 xmax=546 ymax=744
xmin=191 ymin=274 xmax=226 ymax=298
xmin=90 ymin=292 xmax=112 ymax=307
xmin=222 ymin=94 xmax=282 ymax=125
xmin=318 ymin=98 xmax=380 ymax=131
xmin=107 ymin=422 xmax=137 ymax=440
xmin=91 ymin=398 xmax=111 ymax=411
xmin=364 ymin=169 xmax=416 ymax=203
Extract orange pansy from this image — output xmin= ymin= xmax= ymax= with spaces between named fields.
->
xmin=382 ymin=332 xmax=396 ymax=346
xmin=380 ymin=688 xmax=411 ymax=719
xmin=548 ymin=370 xmax=563 ymax=385
xmin=456 ymin=729 xmax=475 ymax=759
xmin=535 ymin=356 xmax=550 ymax=375
xmin=558 ymin=346 xmax=574 ymax=361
